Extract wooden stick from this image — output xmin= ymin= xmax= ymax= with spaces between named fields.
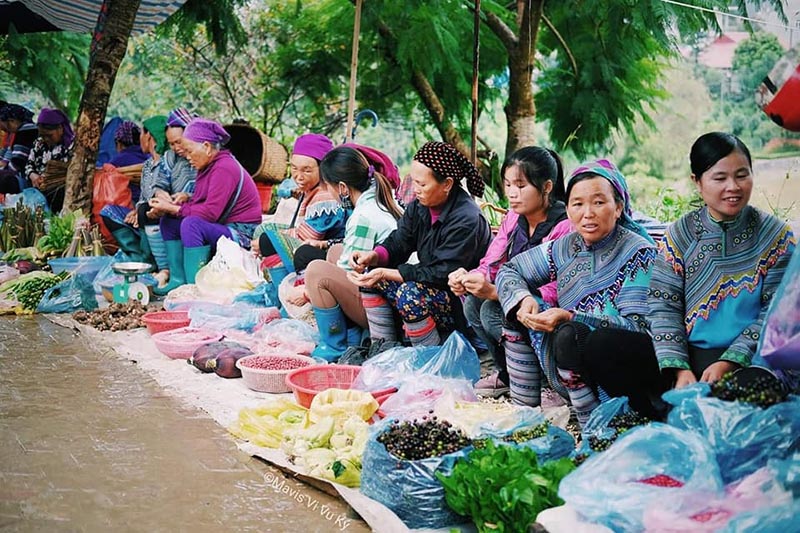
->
xmin=345 ymin=0 xmax=364 ymax=141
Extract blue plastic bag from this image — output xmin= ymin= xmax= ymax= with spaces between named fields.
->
xmin=36 ymin=271 xmax=99 ymax=313
xmin=2 ymin=188 xmax=50 ymax=212
xmin=232 ymin=282 xmax=276 ymax=307
xmin=559 ymin=423 xmax=724 ymax=532
xmin=667 ymin=392 xmax=800 ymax=483
xmin=757 ymin=249 xmax=800 ymax=371
xmin=188 ymin=302 xmax=280 ymax=333
xmin=720 ymin=500 xmax=800 ymax=533
xmin=359 ymin=419 xmax=471 ymax=530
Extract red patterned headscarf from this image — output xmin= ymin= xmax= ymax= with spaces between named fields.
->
xmin=413 ymin=141 xmax=484 ymax=197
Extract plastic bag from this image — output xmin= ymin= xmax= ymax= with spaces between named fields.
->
xmin=572 ymin=396 xmax=650 ymax=458
xmin=308 ymin=389 xmax=379 ymax=423
xmin=352 ymin=331 xmax=481 ymax=392
xmin=666 ymin=392 xmax=800 ymax=484
xmin=232 ymin=282 xmax=276 ymax=308
xmin=253 ymin=318 xmax=319 ymax=356
xmin=757 ymin=250 xmax=800 ymax=370
xmin=92 ymin=250 xmax=157 ymax=296
xmin=3 ymin=188 xmax=50 ymax=211
xmin=195 ymin=236 xmax=264 ymax=302
xmin=188 ymin=302 xmax=280 ymax=333
xmin=359 ymin=418 xmax=471 ymax=530
xmin=37 ymin=270 xmax=98 ymax=313
xmin=721 ymin=500 xmax=800 ymax=533
xmin=559 ymin=423 xmax=724 ymax=532
xmin=379 ymin=375 xmax=477 ymax=419
xmin=92 ymin=165 xmax=133 ymax=243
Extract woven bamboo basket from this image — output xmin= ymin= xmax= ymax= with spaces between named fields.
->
xmin=41 ymin=160 xmax=68 ymax=192
xmin=224 ymin=124 xmax=288 ymax=184
xmin=116 ymin=163 xmax=143 ymax=184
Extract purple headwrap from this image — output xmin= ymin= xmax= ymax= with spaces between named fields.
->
xmin=292 ymin=133 xmax=334 ymax=162
xmin=413 ymin=141 xmax=484 ymax=197
xmin=113 ymin=120 xmax=140 ymax=146
xmin=342 ymin=142 xmax=400 ymax=189
xmin=183 ymin=118 xmax=231 ymax=145
xmin=166 ymin=107 xmax=197 ymax=128
xmin=0 ymin=104 xmax=34 ymax=123
xmin=567 ymin=159 xmax=653 ymax=243
xmin=37 ymin=108 xmax=75 ymax=147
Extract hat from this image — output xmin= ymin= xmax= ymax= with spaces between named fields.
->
xmin=183 ymin=118 xmax=231 ymax=145
xmin=166 ymin=107 xmax=197 ymax=128
xmin=292 ymin=133 xmax=334 ymax=162
xmin=142 ymin=115 xmax=168 ymax=153
xmin=37 ymin=107 xmax=75 ymax=147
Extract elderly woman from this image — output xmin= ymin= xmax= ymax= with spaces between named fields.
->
xmin=0 ymin=104 xmax=38 ymax=194
xmin=252 ymin=133 xmax=346 ymax=280
xmin=149 ymin=118 xmax=261 ymax=295
xmin=305 ymin=145 xmax=403 ymax=360
xmin=449 ymin=146 xmax=572 ymax=400
xmin=350 ymin=141 xmax=491 ymax=347
xmin=648 ymin=132 xmax=796 ymax=389
xmin=496 ymin=160 xmax=660 ymax=425
xmin=25 ymin=108 xmax=74 ymax=211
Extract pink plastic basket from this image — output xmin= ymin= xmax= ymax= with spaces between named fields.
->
xmin=151 ymin=327 xmax=222 ymax=360
xmin=142 ymin=310 xmax=191 ymax=336
xmin=236 ymin=354 xmax=313 ymax=393
xmin=285 ymin=364 xmax=396 ymax=408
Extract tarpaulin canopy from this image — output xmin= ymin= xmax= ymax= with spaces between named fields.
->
xmin=0 ymin=0 xmax=188 ymax=34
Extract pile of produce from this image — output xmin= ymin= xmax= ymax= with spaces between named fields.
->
xmin=710 ymin=371 xmax=788 ymax=408
xmin=237 ymin=354 xmax=311 ymax=371
xmin=189 ymin=341 xmax=253 ymax=378
xmin=0 ymin=270 xmax=70 ymax=314
xmin=73 ymin=302 xmax=149 ymax=331
xmin=37 ymin=210 xmax=82 ymax=258
xmin=572 ymin=411 xmax=650 ymax=466
xmin=0 ymin=200 xmax=45 ymax=251
xmin=378 ymin=416 xmax=471 ymax=460
xmin=62 ymin=223 xmax=105 ymax=258
xmin=437 ymin=441 xmax=576 ymax=533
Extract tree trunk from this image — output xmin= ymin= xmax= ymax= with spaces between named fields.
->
xmin=62 ymin=0 xmax=141 ymax=213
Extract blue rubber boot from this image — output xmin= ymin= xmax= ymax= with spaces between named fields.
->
xmin=311 ymin=305 xmax=348 ymax=362
xmin=153 ymin=240 xmax=185 ymax=296
xmin=184 ymin=245 xmax=211 ymax=284
xmin=347 ymin=325 xmax=365 ymax=347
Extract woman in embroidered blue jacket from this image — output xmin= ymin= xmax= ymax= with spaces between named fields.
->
xmin=648 ymin=132 xmax=795 ymax=389
xmin=496 ymin=159 xmax=661 ymax=425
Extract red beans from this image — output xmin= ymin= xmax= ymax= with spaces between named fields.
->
xmin=239 ymin=355 xmax=311 ymax=371
xmin=637 ymin=474 xmax=684 ymax=487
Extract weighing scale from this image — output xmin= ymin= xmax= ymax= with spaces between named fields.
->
xmin=112 ymin=261 xmax=153 ymax=305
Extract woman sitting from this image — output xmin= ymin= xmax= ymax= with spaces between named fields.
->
xmin=148 ymin=118 xmax=261 ymax=294
xmin=109 ymin=120 xmax=148 ymax=167
xmin=252 ymin=133 xmax=346 ymax=285
xmin=648 ymin=132 xmax=795 ymax=388
xmin=449 ymin=146 xmax=572 ymax=400
xmin=496 ymin=159 xmax=660 ymax=425
xmin=25 ymin=108 xmax=75 ymax=212
xmin=100 ymin=116 xmax=167 ymax=266
xmin=305 ymin=145 xmax=403 ymax=360
xmin=0 ymin=104 xmax=38 ymax=194
xmin=350 ymin=141 xmax=492 ymax=347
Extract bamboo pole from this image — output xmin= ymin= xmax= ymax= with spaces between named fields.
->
xmin=345 ymin=0 xmax=364 ymax=142
xmin=471 ymin=0 xmax=481 ymax=165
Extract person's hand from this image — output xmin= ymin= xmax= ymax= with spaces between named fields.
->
xmin=154 ymin=189 xmax=171 ymax=201
xmin=148 ymin=197 xmax=178 ymax=217
xmin=347 ymin=267 xmax=387 ymax=288
xmin=286 ymin=285 xmax=309 ymax=306
xmin=674 ymin=369 xmax=698 ymax=389
xmin=700 ymin=360 xmax=738 ymax=384
xmin=124 ymin=209 xmax=138 ymax=227
xmin=29 ymin=173 xmax=43 ymax=189
xmin=350 ymin=250 xmax=378 ymax=273
xmin=461 ymin=272 xmax=497 ymax=300
xmin=251 ymin=238 xmax=261 ymax=256
xmin=448 ymin=268 xmax=468 ymax=296
xmin=171 ymin=192 xmax=190 ymax=204
xmin=527 ymin=307 xmax=572 ymax=333
xmin=304 ymin=239 xmax=327 ymax=249
xmin=515 ymin=296 xmax=540 ymax=328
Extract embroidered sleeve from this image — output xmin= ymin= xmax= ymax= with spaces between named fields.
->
xmin=648 ymin=234 xmax=691 ymax=371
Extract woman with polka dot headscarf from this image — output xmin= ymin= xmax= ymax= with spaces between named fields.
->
xmin=349 ymin=141 xmax=491 ymax=347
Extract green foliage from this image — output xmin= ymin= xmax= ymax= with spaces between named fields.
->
xmin=732 ymin=32 xmax=784 ymax=102
xmin=0 ymin=29 xmax=90 ymax=116
xmin=158 ymin=0 xmax=247 ymax=55
xmin=436 ymin=441 xmax=575 ymax=533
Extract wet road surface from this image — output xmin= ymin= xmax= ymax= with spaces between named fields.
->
xmin=0 ymin=316 xmax=369 ymax=532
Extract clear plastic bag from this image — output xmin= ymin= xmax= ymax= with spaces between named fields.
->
xmin=188 ymin=302 xmax=281 ymax=333
xmin=573 ymin=396 xmax=643 ymax=457
xmin=378 ymin=375 xmax=477 ymax=419
xmin=359 ymin=418 xmax=471 ymax=530
xmin=195 ymin=236 xmax=264 ymax=302
xmin=559 ymin=423 xmax=724 ymax=532
xmin=757 ymin=250 xmax=800 ymax=370
xmin=666 ymin=392 xmax=800 ymax=484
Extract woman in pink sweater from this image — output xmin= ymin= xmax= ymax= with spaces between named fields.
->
xmin=449 ymin=146 xmax=571 ymax=402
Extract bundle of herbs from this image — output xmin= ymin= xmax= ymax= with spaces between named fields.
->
xmin=0 ymin=200 xmax=46 ymax=251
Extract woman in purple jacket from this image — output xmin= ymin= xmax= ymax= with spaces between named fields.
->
xmin=148 ymin=118 xmax=261 ymax=295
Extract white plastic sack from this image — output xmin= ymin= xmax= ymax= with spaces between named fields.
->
xmin=195 ymin=236 xmax=264 ymax=302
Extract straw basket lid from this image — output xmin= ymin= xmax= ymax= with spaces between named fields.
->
xmin=224 ymin=123 xmax=288 ymax=184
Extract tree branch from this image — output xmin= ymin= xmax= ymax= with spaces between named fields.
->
xmin=542 ymin=14 xmax=577 ymax=76
xmin=483 ymin=10 xmax=518 ymax=51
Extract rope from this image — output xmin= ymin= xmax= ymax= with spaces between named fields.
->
xmin=659 ymin=0 xmax=796 ymax=31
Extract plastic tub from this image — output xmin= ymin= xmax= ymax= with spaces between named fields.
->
xmin=285 ymin=364 xmax=397 ymax=408
xmin=151 ymin=327 xmax=223 ymax=360
xmin=236 ymin=354 xmax=313 ymax=393
xmin=142 ymin=310 xmax=191 ymax=336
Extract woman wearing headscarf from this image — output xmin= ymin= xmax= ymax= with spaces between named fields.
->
xmin=496 ymin=159 xmax=660 ymax=426
xmin=0 ymin=104 xmax=38 ymax=194
xmin=648 ymin=132 xmax=795 ymax=389
xmin=349 ymin=141 xmax=492 ymax=347
xmin=100 ymin=116 xmax=168 ymax=273
xmin=24 ymin=108 xmax=74 ymax=211
xmin=108 ymin=120 xmax=148 ymax=168
xmin=148 ymin=118 xmax=261 ymax=295
xmin=251 ymin=133 xmax=346 ymax=281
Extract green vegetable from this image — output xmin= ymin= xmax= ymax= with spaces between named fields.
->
xmin=0 ymin=270 xmax=69 ymax=314
xmin=37 ymin=210 xmax=81 ymax=256
xmin=436 ymin=441 xmax=575 ymax=533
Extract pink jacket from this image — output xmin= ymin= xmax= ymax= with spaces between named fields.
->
xmin=471 ymin=210 xmax=572 ymax=306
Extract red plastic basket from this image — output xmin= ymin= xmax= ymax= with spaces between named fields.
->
xmin=142 ymin=310 xmax=191 ymax=336
xmin=284 ymin=364 xmax=396 ymax=408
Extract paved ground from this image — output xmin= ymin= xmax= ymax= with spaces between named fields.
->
xmin=0 ymin=315 xmax=369 ymax=533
